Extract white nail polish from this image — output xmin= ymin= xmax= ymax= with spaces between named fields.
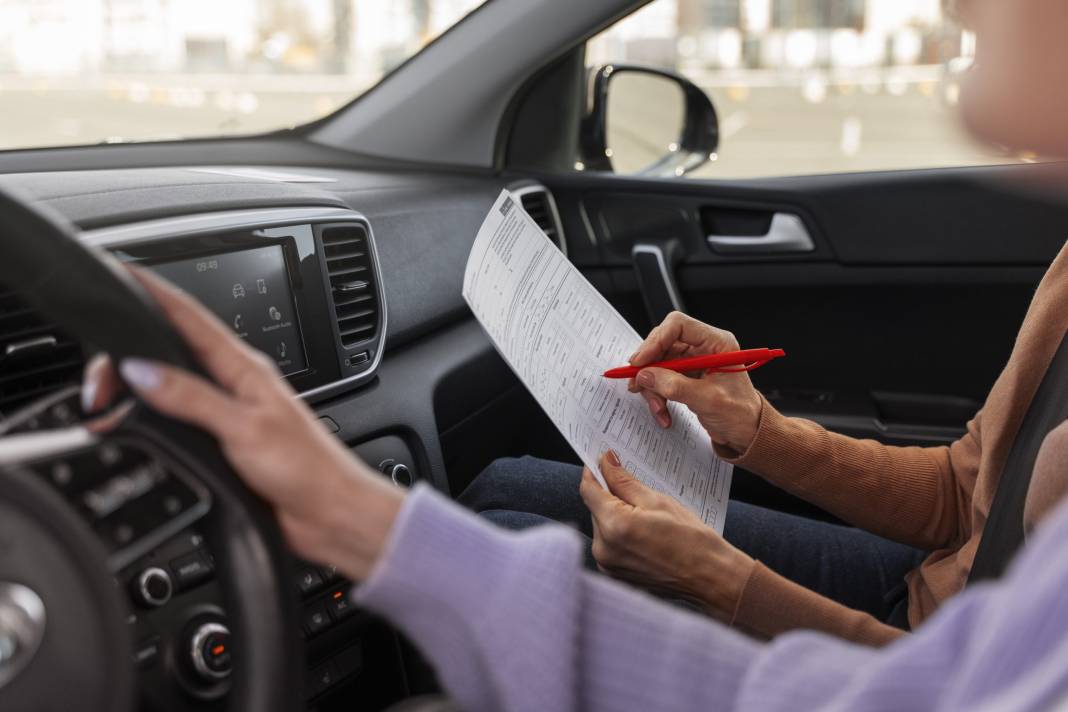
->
xmin=119 ymin=359 xmax=162 ymax=391
xmin=80 ymin=377 xmax=98 ymax=412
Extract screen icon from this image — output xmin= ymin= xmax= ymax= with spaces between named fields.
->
xmin=232 ymin=283 xmax=246 ymax=299
xmin=278 ymin=341 xmax=287 ymax=359
xmin=233 ymin=314 xmax=243 ymax=330
xmin=257 ymin=278 xmax=268 ymax=295
xmin=268 ymin=306 xmax=282 ymax=321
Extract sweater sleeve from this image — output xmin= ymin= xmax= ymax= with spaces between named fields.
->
xmin=354 ymin=484 xmax=1068 ymax=712
xmin=715 ymin=395 xmax=982 ymax=550
xmin=353 ymin=484 xmax=764 ymax=712
xmin=731 ymin=561 xmax=904 ymax=646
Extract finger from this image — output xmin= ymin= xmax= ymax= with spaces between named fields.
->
xmin=81 ymin=353 xmax=122 ymax=412
xmin=639 ymin=390 xmax=671 ymax=429
xmin=580 ymin=466 xmax=618 ymax=520
xmin=599 ymin=451 xmax=657 ymax=508
xmin=119 ymin=357 xmax=242 ymax=438
xmin=633 ymin=312 xmax=731 ymax=366
xmin=634 ymin=366 xmax=710 ymax=410
xmin=127 ymin=267 xmax=270 ymax=392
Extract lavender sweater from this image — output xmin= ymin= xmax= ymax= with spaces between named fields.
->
xmin=355 ymin=485 xmax=1068 ymax=711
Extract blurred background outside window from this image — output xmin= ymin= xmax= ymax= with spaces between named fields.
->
xmin=587 ymin=0 xmax=1030 ymax=178
xmin=0 ymin=0 xmax=484 ymax=150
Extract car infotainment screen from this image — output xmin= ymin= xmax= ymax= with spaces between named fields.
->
xmin=150 ymin=245 xmax=309 ymax=376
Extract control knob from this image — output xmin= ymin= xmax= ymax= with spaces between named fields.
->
xmin=189 ymin=622 xmax=233 ymax=682
xmin=132 ymin=567 xmax=173 ymax=608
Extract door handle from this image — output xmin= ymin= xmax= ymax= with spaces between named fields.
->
xmin=632 ymin=241 xmax=685 ymax=324
xmin=706 ymin=213 xmax=814 ymax=254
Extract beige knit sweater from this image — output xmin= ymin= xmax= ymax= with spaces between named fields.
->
xmin=718 ymin=241 xmax=1068 ymax=646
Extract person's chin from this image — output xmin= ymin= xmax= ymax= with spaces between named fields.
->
xmin=958 ymin=69 xmax=1015 ymax=151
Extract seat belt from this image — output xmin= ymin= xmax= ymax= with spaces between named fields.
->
xmin=969 ymin=332 xmax=1068 ymax=585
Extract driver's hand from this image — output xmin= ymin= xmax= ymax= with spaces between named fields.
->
xmin=81 ymin=268 xmax=403 ymax=581
xmin=628 ymin=311 xmax=762 ymax=455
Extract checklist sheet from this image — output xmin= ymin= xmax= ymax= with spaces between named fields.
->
xmin=462 ymin=190 xmax=733 ymax=531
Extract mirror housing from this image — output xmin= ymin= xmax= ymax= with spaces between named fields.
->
xmin=580 ymin=64 xmax=719 ymax=178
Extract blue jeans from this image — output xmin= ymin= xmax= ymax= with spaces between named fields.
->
xmin=458 ymin=456 xmax=926 ymax=629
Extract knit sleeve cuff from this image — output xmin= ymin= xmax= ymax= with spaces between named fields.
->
xmin=713 ymin=394 xmax=829 ymax=494
xmin=351 ymin=483 xmax=587 ymax=711
xmin=731 ymin=561 xmax=903 ymax=647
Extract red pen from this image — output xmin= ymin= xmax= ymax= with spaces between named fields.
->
xmin=603 ymin=347 xmax=786 ymax=379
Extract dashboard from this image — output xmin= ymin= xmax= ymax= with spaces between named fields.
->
xmin=0 ymin=163 xmax=559 ymax=710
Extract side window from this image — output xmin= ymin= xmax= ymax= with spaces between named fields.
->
xmin=584 ymin=0 xmax=1025 ymax=179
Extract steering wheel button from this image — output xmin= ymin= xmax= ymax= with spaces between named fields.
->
xmin=169 ymin=550 xmax=214 ymax=590
xmin=132 ymin=636 xmax=161 ymax=669
xmin=296 ymin=567 xmax=324 ymax=595
xmin=113 ymin=524 xmax=134 ymax=545
xmin=98 ymin=443 xmax=122 ymax=466
xmin=50 ymin=461 xmax=72 ymax=486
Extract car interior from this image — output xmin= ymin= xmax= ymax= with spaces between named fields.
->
xmin=2 ymin=0 xmax=1068 ymax=710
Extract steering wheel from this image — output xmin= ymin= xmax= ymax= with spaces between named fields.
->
xmin=0 ymin=186 xmax=302 ymax=711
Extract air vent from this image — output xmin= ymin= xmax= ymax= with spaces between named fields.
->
xmin=516 ymin=186 xmax=566 ymax=252
xmin=0 ymin=287 xmax=85 ymax=417
xmin=321 ymin=225 xmax=379 ymax=348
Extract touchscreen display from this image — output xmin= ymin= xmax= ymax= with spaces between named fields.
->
xmin=150 ymin=245 xmax=309 ymax=376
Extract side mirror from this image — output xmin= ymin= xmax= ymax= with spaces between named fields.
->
xmin=580 ymin=64 xmax=719 ymax=178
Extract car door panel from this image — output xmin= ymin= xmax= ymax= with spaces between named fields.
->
xmin=528 ymin=163 xmax=1067 ymax=517
xmin=538 ymin=163 xmax=1067 ymax=447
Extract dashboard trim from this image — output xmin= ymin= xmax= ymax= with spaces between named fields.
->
xmin=81 ymin=207 xmax=388 ymax=402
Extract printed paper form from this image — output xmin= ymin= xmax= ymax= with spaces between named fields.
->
xmin=462 ymin=190 xmax=733 ymax=532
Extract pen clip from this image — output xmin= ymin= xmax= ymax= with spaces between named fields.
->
xmin=708 ymin=359 xmax=770 ymax=374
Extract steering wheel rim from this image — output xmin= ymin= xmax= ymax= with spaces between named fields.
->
xmin=0 ymin=185 xmax=303 ymax=712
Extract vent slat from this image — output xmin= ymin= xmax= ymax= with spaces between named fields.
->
xmin=321 ymin=226 xmax=379 ymax=348
xmin=0 ymin=287 xmax=86 ymax=416
xmin=327 ymin=265 xmax=370 ymax=279
xmin=518 ymin=188 xmax=564 ymax=252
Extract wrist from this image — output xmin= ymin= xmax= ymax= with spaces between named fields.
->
xmin=691 ymin=536 xmax=755 ymax=622
xmin=725 ymin=392 xmax=763 ymax=455
xmin=301 ymin=465 xmax=405 ymax=581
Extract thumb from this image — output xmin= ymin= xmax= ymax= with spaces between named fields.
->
xmin=636 ymin=367 xmax=702 ymax=409
xmin=599 ymin=451 xmax=656 ymax=508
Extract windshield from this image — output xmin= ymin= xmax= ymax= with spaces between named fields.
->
xmin=0 ymin=0 xmax=487 ymax=151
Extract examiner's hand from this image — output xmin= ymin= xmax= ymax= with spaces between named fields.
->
xmin=579 ymin=451 xmax=753 ymax=622
xmin=629 ymin=311 xmax=762 ymax=454
xmin=82 ymin=269 xmax=404 ymax=581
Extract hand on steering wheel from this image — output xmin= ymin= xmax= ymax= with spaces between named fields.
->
xmin=83 ymin=268 xmax=404 ymax=581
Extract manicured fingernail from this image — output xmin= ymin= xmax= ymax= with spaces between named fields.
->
xmin=657 ymin=413 xmax=671 ymax=428
xmin=637 ymin=371 xmax=654 ymax=388
xmin=604 ymin=449 xmax=621 ymax=467
xmin=80 ymin=376 xmax=99 ymax=412
xmin=120 ymin=359 xmax=162 ymax=391
xmin=649 ymin=398 xmax=662 ymax=414
xmin=628 ymin=351 xmax=640 ymax=364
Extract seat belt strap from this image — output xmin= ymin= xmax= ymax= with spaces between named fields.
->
xmin=969 ymin=331 xmax=1068 ymax=584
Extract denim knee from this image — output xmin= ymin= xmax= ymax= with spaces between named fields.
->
xmin=458 ymin=456 xmax=529 ymax=508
